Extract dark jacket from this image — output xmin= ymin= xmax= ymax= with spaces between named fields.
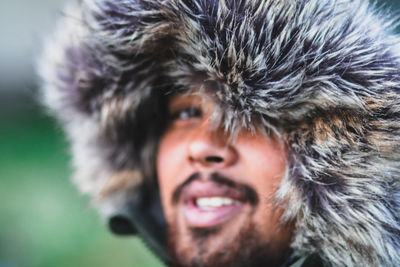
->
xmin=39 ymin=0 xmax=400 ymax=265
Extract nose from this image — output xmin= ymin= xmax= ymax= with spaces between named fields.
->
xmin=187 ymin=120 xmax=238 ymax=169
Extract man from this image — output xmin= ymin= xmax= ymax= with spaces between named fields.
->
xmin=157 ymin=91 xmax=293 ymax=266
xmin=39 ymin=0 xmax=400 ymax=266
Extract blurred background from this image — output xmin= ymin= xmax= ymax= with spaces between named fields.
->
xmin=0 ymin=0 xmax=399 ymax=266
xmin=0 ymin=0 xmax=164 ymax=266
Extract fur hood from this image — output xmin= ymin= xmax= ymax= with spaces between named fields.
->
xmin=39 ymin=0 xmax=400 ymax=265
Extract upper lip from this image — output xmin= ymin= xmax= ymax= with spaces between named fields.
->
xmin=181 ymin=180 xmax=247 ymax=204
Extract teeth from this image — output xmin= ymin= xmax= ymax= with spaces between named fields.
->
xmin=195 ymin=197 xmax=239 ymax=209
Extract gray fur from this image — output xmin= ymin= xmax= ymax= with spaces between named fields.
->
xmin=39 ymin=0 xmax=400 ymax=265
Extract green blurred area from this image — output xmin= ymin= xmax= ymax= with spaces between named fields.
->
xmin=0 ymin=108 xmax=164 ymax=267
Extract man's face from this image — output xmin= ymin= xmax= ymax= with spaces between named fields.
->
xmin=157 ymin=93 xmax=293 ymax=267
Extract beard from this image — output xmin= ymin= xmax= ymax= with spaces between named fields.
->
xmin=167 ymin=221 xmax=290 ymax=267
xmin=166 ymin=172 xmax=292 ymax=267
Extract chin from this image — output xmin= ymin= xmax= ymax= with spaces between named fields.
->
xmin=167 ymin=218 xmax=291 ymax=267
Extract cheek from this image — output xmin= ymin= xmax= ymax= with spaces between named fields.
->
xmin=238 ymin=136 xmax=287 ymax=207
xmin=156 ymin=130 xmax=187 ymax=219
xmin=239 ymin=136 xmax=287 ymax=180
xmin=245 ymin=139 xmax=287 ymax=227
xmin=247 ymin=146 xmax=286 ymax=182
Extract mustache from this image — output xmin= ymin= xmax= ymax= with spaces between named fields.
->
xmin=172 ymin=172 xmax=259 ymax=205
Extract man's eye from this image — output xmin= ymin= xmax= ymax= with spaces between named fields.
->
xmin=171 ymin=107 xmax=202 ymax=120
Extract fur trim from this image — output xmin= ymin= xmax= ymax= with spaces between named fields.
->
xmin=39 ymin=0 xmax=400 ymax=265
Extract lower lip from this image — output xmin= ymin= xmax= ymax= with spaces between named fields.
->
xmin=183 ymin=200 xmax=244 ymax=228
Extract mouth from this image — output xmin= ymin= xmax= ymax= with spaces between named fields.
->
xmin=184 ymin=196 xmax=244 ymax=228
xmin=181 ymin=180 xmax=248 ymax=228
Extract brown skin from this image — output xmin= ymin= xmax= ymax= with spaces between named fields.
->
xmin=157 ymin=93 xmax=294 ymax=267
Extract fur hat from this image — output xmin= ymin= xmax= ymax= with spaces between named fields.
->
xmin=39 ymin=0 xmax=400 ymax=265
